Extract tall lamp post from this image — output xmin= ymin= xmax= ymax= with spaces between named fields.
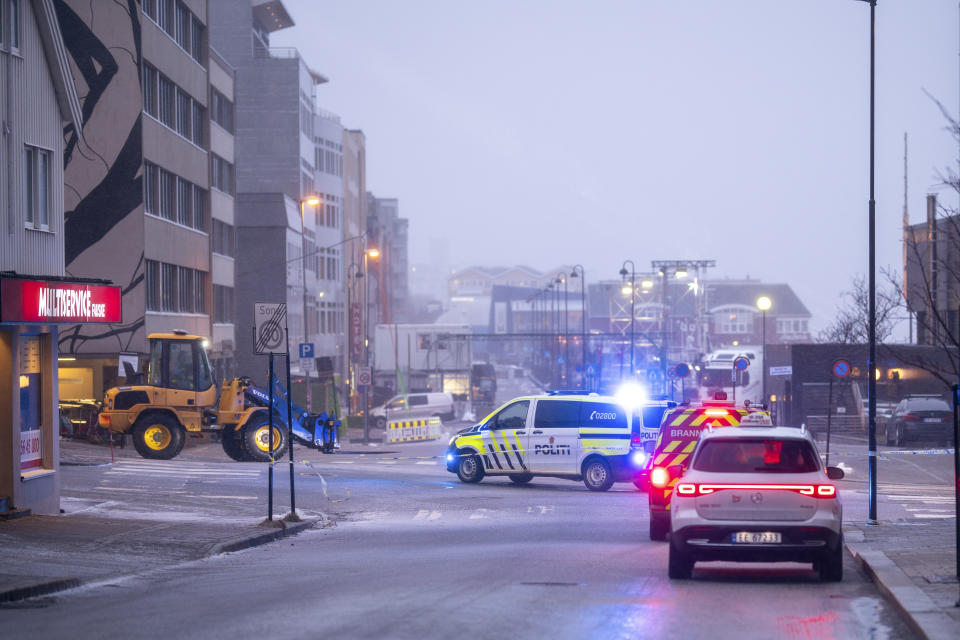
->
xmin=855 ymin=0 xmax=878 ymax=526
xmin=619 ymin=260 xmax=636 ymax=380
xmin=362 ymin=247 xmax=380 ymax=443
xmin=556 ymin=273 xmax=567 ymax=385
xmin=756 ymin=296 xmax=772 ymax=408
xmin=547 ymin=283 xmax=555 ymax=385
xmin=346 ymin=262 xmax=363 ymax=413
xmin=571 ymin=265 xmax=586 ymax=389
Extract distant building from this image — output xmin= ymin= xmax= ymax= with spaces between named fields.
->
xmin=904 ymin=193 xmax=960 ymax=346
xmin=448 ymin=265 xmax=572 ymax=298
xmin=367 ymin=193 xmax=409 ymax=323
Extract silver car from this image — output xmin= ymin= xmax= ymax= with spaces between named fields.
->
xmin=668 ymin=424 xmax=844 ymax=581
xmin=370 ymin=392 xmax=456 ymax=429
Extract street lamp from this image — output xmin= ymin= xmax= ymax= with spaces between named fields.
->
xmin=346 ymin=262 xmax=363 ymax=414
xmin=362 ymin=246 xmax=380 ymax=443
xmin=619 ymin=260 xmax=636 ymax=380
xmin=556 ymin=273 xmax=567 ymax=385
xmin=855 ymin=0 xmax=879 ymax=527
xmin=756 ymin=295 xmax=771 ymax=408
xmin=571 ymin=265 xmax=586 ymax=389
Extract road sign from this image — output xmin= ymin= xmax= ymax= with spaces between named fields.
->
xmin=832 ymin=359 xmax=851 ymax=378
xmin=300 ymin=358 xmax=313 ymax=374
xmin=254 ymin=303 xmax=287 ymax=354
xmin=358 ymin=366 xmax=372 ymax=386
xmin=299 ymin=343 xmax=314 ymax=359
xmin=675 ymin=362 xmax=691 ymax=379
xmin=734 ymin=356 xmax=750 ymax=371
xmin=769 ymin=366 xmax=792 ymax=376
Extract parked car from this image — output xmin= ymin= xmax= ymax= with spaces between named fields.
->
xmin=370 ymin=392 xmax=457 ymax=429
xmin=883 ymin=395 xmax=954 ymax=446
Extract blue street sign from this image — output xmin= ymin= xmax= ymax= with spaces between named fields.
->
xmin=832 ymin=359 xmax=851 ymax=378
xmin=675 ymin=362 xmax=691 ymax=378
xmin=734 ymin=356 xmax=750 ymax=371
xmin=298 ymin=343 xmax=314 ymax=359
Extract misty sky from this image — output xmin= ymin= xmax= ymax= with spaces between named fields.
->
xmin=272 ymin=1 xmax=960 ymax=334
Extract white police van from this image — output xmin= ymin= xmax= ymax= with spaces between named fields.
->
xmin=445 ymin=391 xmax=644 ymax=491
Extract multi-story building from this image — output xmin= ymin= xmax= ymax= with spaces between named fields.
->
xmin=367 ymin=193 xmax=409 ymax=323
xmin=0 ymin=0 xmax=113 ymax=515
xmin=55 ymin=2 xmax=236 ymax=399
xmin=210 ymin=0 xmax=346 ymax=383
xmin=448 ymin=265 xmax=573 ymax=298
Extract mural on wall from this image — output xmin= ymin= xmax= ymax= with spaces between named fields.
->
xmin=55 ymin=0 xmax=146 ymax=354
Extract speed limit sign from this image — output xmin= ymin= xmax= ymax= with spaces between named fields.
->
xmin=357 ymin=366 xmax=372 ymax=386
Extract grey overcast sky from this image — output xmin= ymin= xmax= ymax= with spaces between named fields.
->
xmin=272 ymin=0 xmax=959 ymax=332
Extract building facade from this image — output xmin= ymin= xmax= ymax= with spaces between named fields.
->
xmin=1 ymin=0 xmax=87 ymax=515
xmin=55 ymin=0 xmax=238 ymax=400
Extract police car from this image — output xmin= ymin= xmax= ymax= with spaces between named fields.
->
xmin=667 ymin=423 xmax=845 ymax=581
xmin=445 ymin=391 xmax=644 ymax=491
xmin=647 ymin=401 xmax=769 ymax=540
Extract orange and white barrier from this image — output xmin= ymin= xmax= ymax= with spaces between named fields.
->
xmin=386 ymin=416 xmax=443 ymax=443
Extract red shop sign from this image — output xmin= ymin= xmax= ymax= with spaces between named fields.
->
xmin=1 ymin=278 xmax=122 ymax=323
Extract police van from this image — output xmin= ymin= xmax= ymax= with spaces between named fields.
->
xmin=445 ymin=391 xmax=643 ymax=491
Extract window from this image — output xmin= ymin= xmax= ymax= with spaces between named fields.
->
xmin=176 ymin=89 xmax=191 ymax=139
xmin=213 ymin=285 xmax=233 ymax=323
xmin=168 ymin=340 xmax=195 ymax=391
xmin=693 ymin=438 xmax=820 ymax=474
xmin=579 ymin=402 xmax=626 ymax=429
xmin=158 ymin=167 xmax=175 ymax=221
xmin=189 ymin=15 xmax=203 ymax=62
xmin=193 ymin=187 xmax=206 ymax=231
xmin=211 ymin=89 xmax=234 ymax=133
xmin=175 ymin=1 xmax=190 ymax=51
xmin=491 ymin=401 xmax=529 ymax=430
xmin=212 ymin=219 xmax=235 ymax=256
xmin=158 ymin=75 xmax=175 ymax=128
xmin=178 ymin=267 xmax=194 ymax=312
xmin=534 ymin=400 xmax=581 ymax=429
xmin=144 ymin=163 xmax=158 ymax=214
xmin=408 ymin=395 xmax=428 ymax=407
xmin=10 ymin=0 xmax=20 ymax=51
xmin=145 ymin=260 xmax=161 ymax=310
xmin=142 ymin=64 xmax=158 ymax=117
xmin=161 ymin=263 xmax=178 ymax=311
xmin=22 ymin=146 xmax=51 ymax=229
xmin=714 ymin=309 xmax=753 ymax=334
xmin=191 ymin=101 xmax=204 ymax=146
xmin=176 ymin=177 xmax=192 ymax=227
xmin=148 ymin=337 xmax=163 ymax=386
xmin=211 ymin=154 xmax=233 ymax=195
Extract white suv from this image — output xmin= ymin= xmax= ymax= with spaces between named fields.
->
xmin=667 ymin=424 xmax=844 ymax=581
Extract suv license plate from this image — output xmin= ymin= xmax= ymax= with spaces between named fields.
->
xmin=922 ymin=417 xmax=942 ymax=423
xmin=733 ymin=531 xmax=781 ymax=544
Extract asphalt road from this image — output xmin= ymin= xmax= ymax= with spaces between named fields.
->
xmin=7 ymin=435 xmax=935 ymax=639
xmin=5 ymin=376 xmax=953 ymax=639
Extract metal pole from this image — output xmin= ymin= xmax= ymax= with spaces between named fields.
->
xmin=661 ymin=267 xmax=668 ymax=393
xmin=867 ymin=0 xmax=878 ymax=526
xmin=629 ymin=269 xmax=635 ymax=379
xmin=579 ymin=266 xmax=586 ymax=389
xmin=826 ymin=377 xmax=834 ymax=467
xmin=267 ymin=353 xmax=274 ymax=522
xmin=285 ymin=327 xmax=296 ymax=519
xmin=564 ymin=277 xmax=569 ymax=385
xmin=762 ymin=308 xmax=767 ymax=406
xmin=363 ymin=252 xmax=370 ymax=443
xmin=952 ymin=383 xmax=959 ymax=606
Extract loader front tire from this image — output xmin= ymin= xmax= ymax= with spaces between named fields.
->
xmin=132 ymin=415 xmax=185 ymax=460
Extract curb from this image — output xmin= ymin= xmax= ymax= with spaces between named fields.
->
xmin=846 ymin=542 xmax=958 ymax=640
xmin=207 ymin=515 xmax=323 ymax=556
xmin=0 ymin=515 xmax=324 ymax=604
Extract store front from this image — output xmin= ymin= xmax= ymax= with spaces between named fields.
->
xmin=0 ymin=276 xmax=120 ymax=515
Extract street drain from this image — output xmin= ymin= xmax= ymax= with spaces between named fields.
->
xmin=520 ymin=581 xmax=582 ymax=587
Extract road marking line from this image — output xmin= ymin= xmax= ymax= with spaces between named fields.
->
xmin=377 ymin=461 xmax=397 ymax=465
xmin=469 ymin=508 xmax=493 ymax=519
xmin=415 ymin=461 xmax=437 ymax=465
xmin=913 ymin=514 xmax=955 ymax=519
xmin=527 ymin=505 xmax=555 ymax=515
xmin=413 ymin=510 xmax=442 ymax=521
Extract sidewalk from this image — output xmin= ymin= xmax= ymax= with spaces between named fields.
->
xmin=1 ymin=440 xmax=321 ymax=603
xmin=846 ymin=518 xmax=960 ymax=640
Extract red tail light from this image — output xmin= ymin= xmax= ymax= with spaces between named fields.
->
xmin=650 ymin=467 xmax=669 ymax=488
xmin=631 ymin=434 xmax=643 ymax=447
xmin=671 ymin=483 xmax=838 ymax=498
xmin=901 ymin=413 xmax=921 ymax=422
xmin=704 ymin=408 xmax=729 ymax=417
